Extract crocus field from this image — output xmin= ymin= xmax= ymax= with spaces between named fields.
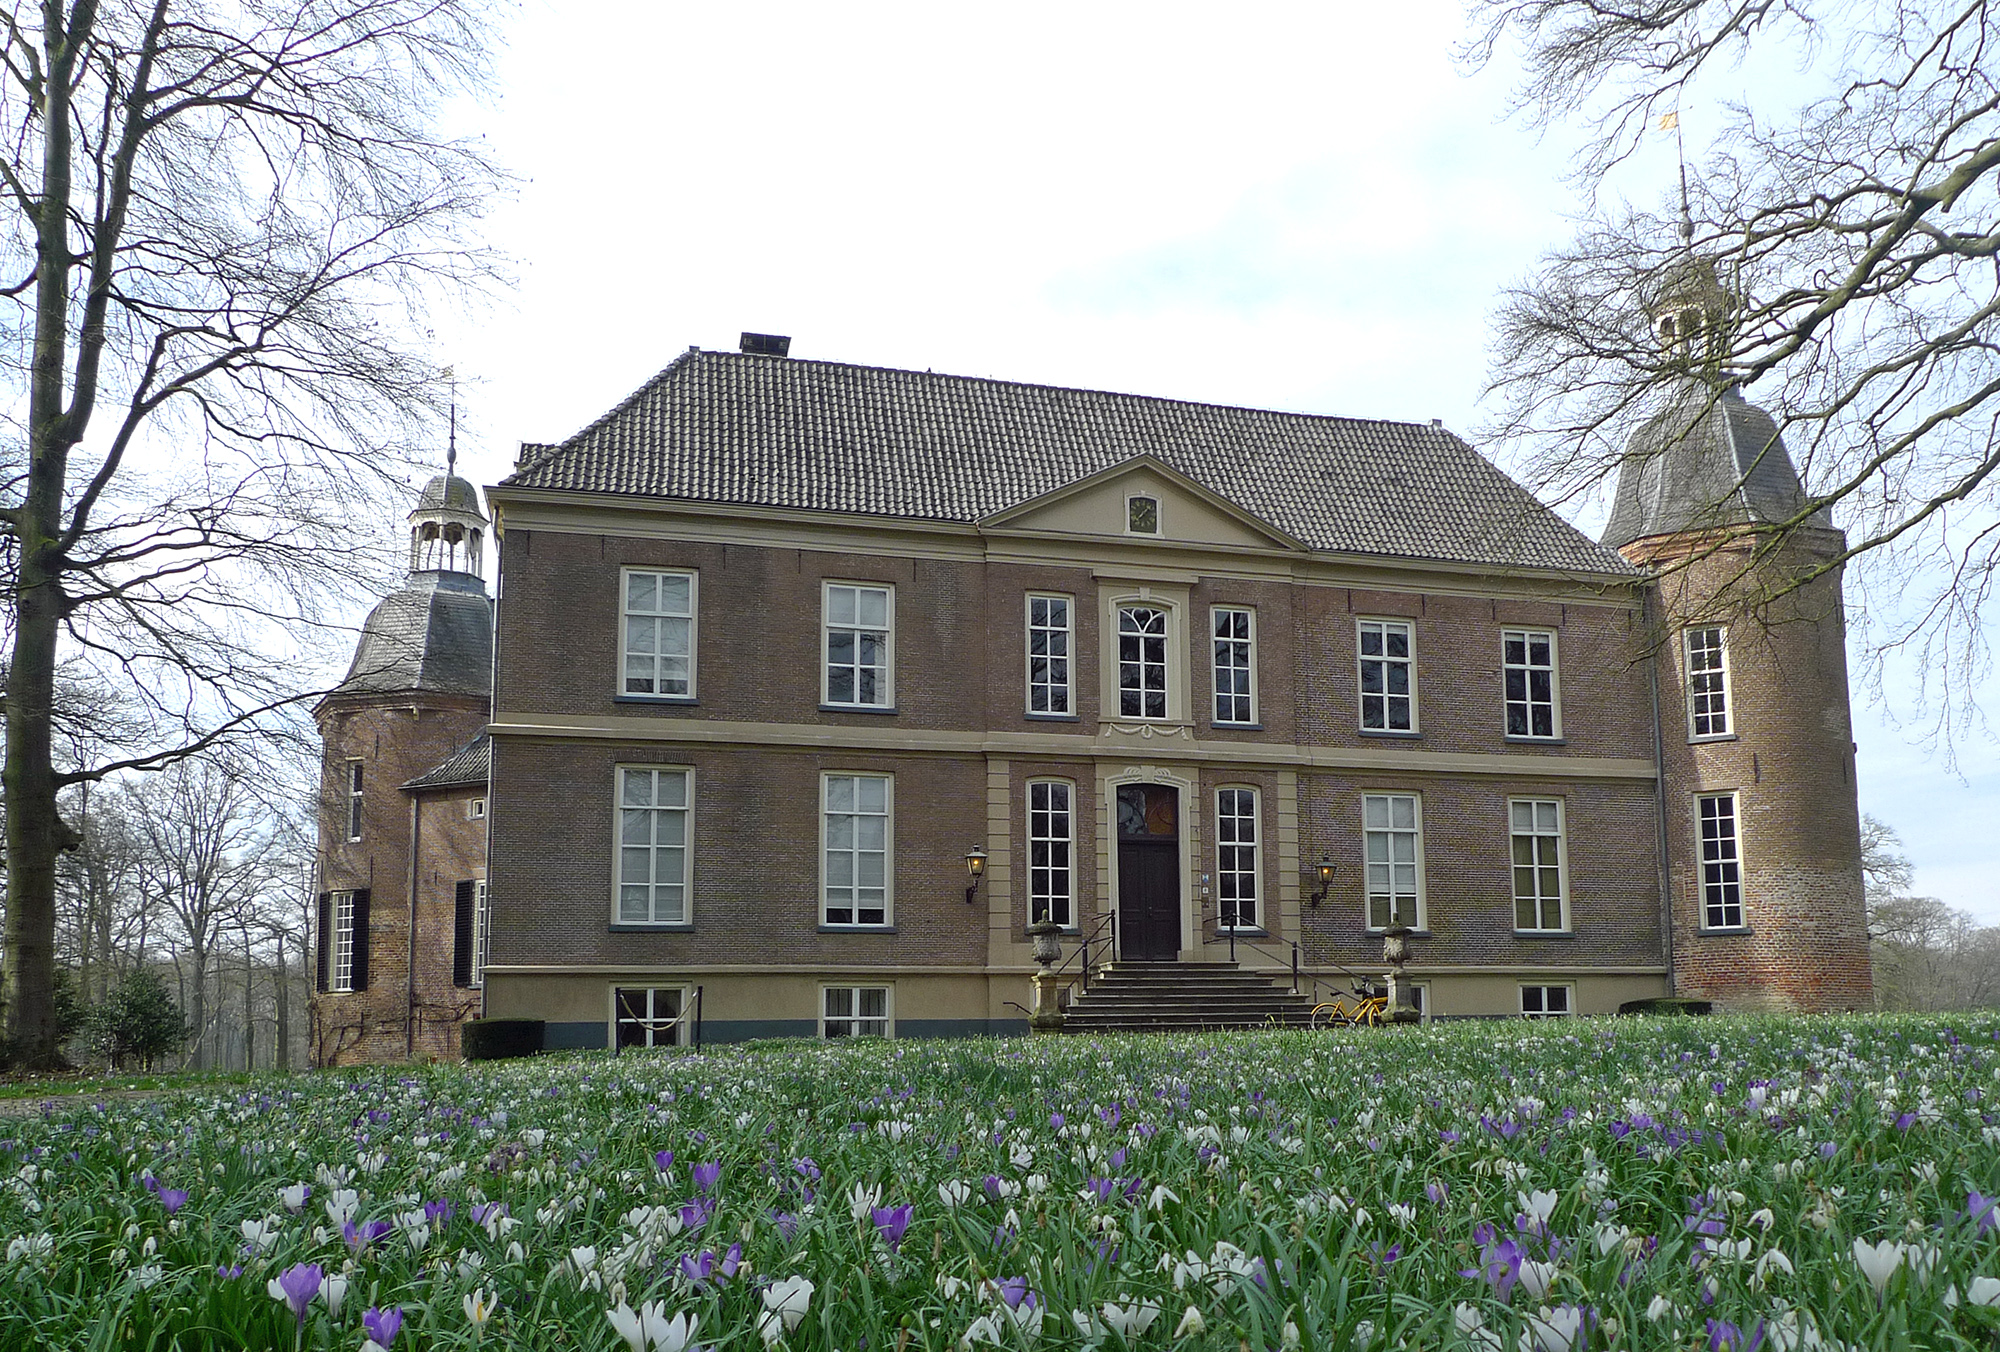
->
xmin=5 ymin=1018 xmax=2000 ymax=1351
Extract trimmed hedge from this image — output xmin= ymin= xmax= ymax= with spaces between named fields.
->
xmin=1617 ymin=997 xmax=1715 ymax=1016
xmin=462 ymin=1018 xmax=544 ymax=1061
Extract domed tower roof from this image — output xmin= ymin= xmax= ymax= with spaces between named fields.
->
xmin=332 ymin=467 xmax=492 ymax=699
xmin=1602 ymin=383 xmax=1833 ymax=550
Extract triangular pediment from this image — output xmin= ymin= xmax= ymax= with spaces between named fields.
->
xmin=980 ymin=455 xmax=1307 ymax=552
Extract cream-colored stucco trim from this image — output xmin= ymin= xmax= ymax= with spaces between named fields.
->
xmin=1311 ymin=965 xmax=1672 ymax=977
xmin=487 ymin=489 xmax=1643 ymax=602
xmin=488 ymin=711 xmax=1659 ymax=780
xmin=484 ymin=963 xmax=999 ymax=977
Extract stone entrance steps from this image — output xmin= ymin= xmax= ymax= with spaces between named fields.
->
xmin=1060 ymin=960 xmax=1319 ymax=1033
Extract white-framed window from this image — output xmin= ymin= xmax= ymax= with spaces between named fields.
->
xmin=1520 ymin=984 xmax=1573 ymax=1018
xmin=467 ymin=796 xmax=487 ymax=821
xmin=345 ymin=760 xmax=364 ymax=842
xmin=823 ymin=773 xmax=892 ymax=926
xmin=1027 ymin=780 xmax=1073 ymax=928
xmin=822 ymin=985 xmax=892 ymax=1038
xmin=621 ymin=568 xmax=697 ymax=698
xmin=1363 ymin=793 xmax=1423 ymax=930
xmin=614 ymin=986 xmax=686 ymax=1049
xmin=1026 ymin=594 xmax=1073 ymax=716
xmin=1510 ymin=799 xmax=1568 ymax=933
xmin=1212 ymin=607 xmax=1256 ymax=725
xmin=1502 ymin=629 xmax=1560 ymax=739
xmin=1698 ymin=793 xmax=1745 ymax=929
xmin=1126 ymin=494 xmax=1160 ymax=535
xmin=1215 ymin=786 xmax=1261 ymax=930
xmin=1403 ymin=981 xmax=1430 ymax=1021
xmin=1685 ymin=626 xmax=1732 ymax=738
xmin=616 ymin=767 xmax=691 ymax=925
xmin=1358 ymin=619 xmax=1416 ymax=732
xmin=331 ymin=890 xmax=356 ymax=993
xmin=1117 ymin=604 xmax=1170 ymax=719
xmin=825 ymin=583 xmax=894 ymax=708
xmin=471 ymin=880 xmax=491 ymax=987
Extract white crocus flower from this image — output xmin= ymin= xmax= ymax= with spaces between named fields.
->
xmin=960 ymin=1312 xmax=1006 ymax=1348
xmin=1644 ymin=1295 xmax=1680 ymax=1322
xmin=323 ymin=1273 xmax=349 ymax=1317
xmin=1518 ymin=1189 xmax=1559 ymax=1227
xmin=1969 ymin=1276 xmax=2000 ymax=1306
xmin=1518 ymin=1259 xmax=1557 ymax=1301
xmin=463 ymin=1288 xmax=499 ymax=1329
xmin=1174 ymin=1305 xmax=1206 ymax=1338
xmin=1524 ymin=1306 xmax=1585 ymax=1352
xmin=278 ymin=1183 xmax=310 ymax=1214
xmin=938 ymin=1180 xmax=971 ymax=1207
xmin=640 ymin=1305 xmax=699 ymax=1352
xmin=131 ymin=1263 xmax=164 ymax=1290
xmin=324 ymin=1189 xmax=360 ymax=1226
xmin=239 ymin=1217 xmax=280 ymax=1254
xmin=1852 ymin=1238 xmax=1905 ymax=1297
xmin=1148 ymin=1184 xmax=1179 ymax=1212
xmin=1754 ymin=1247 xmax=1795 ymax=1287
xmin=757 ymin=1275 xmax=814 ymax=1346
xmin=1099 ymin=1297 xmax=1160 ymax=1338
xmin=1387 ymin=1202 xmax=1415 ymax=1226
xmin=608 ymin=1302 xmax=646 ymax=1352
xmin=846 ymin=1184 xmax=881 ymax=1222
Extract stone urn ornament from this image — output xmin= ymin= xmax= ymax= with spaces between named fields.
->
xmin=1026 ymin=919 xmax=1066 ymax=1033
xmin=1381 ymin=923 xmax=1421 ymax=1025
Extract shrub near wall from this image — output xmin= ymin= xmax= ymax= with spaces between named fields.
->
xmin=460 ymin=1018 xmax=543 ymax=1060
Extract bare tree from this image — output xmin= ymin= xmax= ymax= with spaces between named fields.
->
xmin=1465 ymin=0 xmax=2000 ymax=743
xmin=0 ymin=0 xmax=501 ymax=1066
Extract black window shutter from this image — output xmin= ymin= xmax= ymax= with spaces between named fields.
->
xmin=315 ymin=893 xmax=331 ymax=993
xmin=453 ymin=880 xmax=475 ymax=987
xmin=350 ymin=888 xmax=371 ymax=992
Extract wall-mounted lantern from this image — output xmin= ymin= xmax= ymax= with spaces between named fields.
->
xmin=1307 ymin=854 xmax=1334 ymax=906
xmin=964 ymin=846 xmax=988 ymax=904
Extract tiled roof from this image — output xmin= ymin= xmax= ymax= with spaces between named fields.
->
xmin=403 ymin=731 xmax=490 ymax=791
xmin=1604 ymin=383 xmax=1833 ymax=549
xmin=336 ymin=570 xmax=493 ymax=699
xmin=505 ymin=350 xmax=1634 ymax=576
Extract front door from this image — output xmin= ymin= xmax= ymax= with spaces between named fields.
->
xmin=1117 ymin=784 xmax=1181 ymax=961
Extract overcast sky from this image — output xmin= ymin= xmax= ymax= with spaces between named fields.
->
xmin=419 ymin=0 xmax=1995 ymax=920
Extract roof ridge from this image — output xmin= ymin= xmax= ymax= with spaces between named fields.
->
xmin=680 ymin=347 xmax=1453 ymax=436
xmin=504 ymin=348 xmax=705 ymax=484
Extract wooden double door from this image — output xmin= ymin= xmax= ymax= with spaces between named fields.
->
xmin=1116 ymin=783 xmax=1181 ymax=961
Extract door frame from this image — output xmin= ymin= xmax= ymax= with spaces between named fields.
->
xmin=1100 ymin=766 xmax=1196 ymax=960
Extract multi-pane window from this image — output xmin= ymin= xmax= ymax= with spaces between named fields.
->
xmin=1026 ymin=595 xmax=1072 ymax=715
xmin=1215 ymin=787 xmax=1260 ymax=930
xmin=615 ymin=986 xmax=684 ymax=1048
xmin=1358 ymin=620 xmax=1415 ymax=732
xmin=1127 ymin=495 xmax=1160 ymax=535
xmin=1510 ymin=799 xmax=1567 ymax=932
xmin=622 ymin=569 xmax=696 ymax=697
xmin=1027 ymin=780 xmax=1073 ymax=927
xmin=467 ymin=797 xmax=487 ymax=821
xmin=617 ymin=767 xmax=691 ymax=925
xmin=1685 ymin=627 xmax=1731 ymax=738
xmin=1363 ymin=793 xmax=1422 ymax=929
xmin=345 ymin=760 xmax=364 ymax=842
xmin=1118 ymin=606 xmax=1169 ymax=719
xmin=1698 ymin=793 xmax=1744 ymax=929
xmin=472 ymin=880 xmax=490 ymax=987
xmin=1503 ymin=630 xmax=1559 ymax=738
xmin=331 ymin=890 xmax=356 ymax=993
xmin=1520 ymin=984 xmax=1572 ymax=1018
xmin=1212 ymin=608 xmax=1255 ymax=725
xmin=823 ymin=774 xmax=891 ymax=926
xmin=823 ymin=985 xmax=891 ymax=1038
xmin=825 ymin=583 xmax=893 ymax=708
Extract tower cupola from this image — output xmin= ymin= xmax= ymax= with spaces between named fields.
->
xmin=408 ymin=432 xmax=486 ymax=578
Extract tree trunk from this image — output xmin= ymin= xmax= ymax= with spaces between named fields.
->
xmin=274 ymin=935 xmax=290 ymax=1072
xmin=242 ymin=938 xmax=255 ymax=1071
xmin=186 ymin=948 xmax=206 ymax=1071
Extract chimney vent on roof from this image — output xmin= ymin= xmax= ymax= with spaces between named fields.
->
xmin=740 ymin=332 xmax=791 ymax=357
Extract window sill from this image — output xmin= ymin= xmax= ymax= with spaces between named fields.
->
xmin=1214 ymin=927 xmax=1269 ymax=938
xmin=1025 ymin=712 xmax=1081 ymax=723
xmin=615 ymin=694 xmax=699 ymax=707
xmin=820 ymin=703 xmax=898 ymax=715
xmin=609 ymin=923 xmax=694 ymax=933
xmin=1504 ymin=735 xmax=1566 ymax=746
xmin=1689 ymin=733 xmax=1739 ymax=744
xmin=1699 ymin=926 xmax=1753 ymax=937
xmin=1358 ymin=728 xmax=1422 ymax=740
xmin=818 ymin=924 xmax=897 ymax=933
xmin=1211 ymin=722 xmax=1264 ymax=732
xmin=1513 ymin=930 xmax=1574 ymax=939
xmin=1363 ymin=928 xmax=1433 ymax=938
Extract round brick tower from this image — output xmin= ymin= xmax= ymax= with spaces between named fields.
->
xmin=1603 ymin=260 xmax=1872 ymax=1012
xmin=311 ymin=464 xmax=493 ymax=1064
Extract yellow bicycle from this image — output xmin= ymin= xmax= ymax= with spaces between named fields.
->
xmin=1310 ymin=989 xmax=1388 ymax=1029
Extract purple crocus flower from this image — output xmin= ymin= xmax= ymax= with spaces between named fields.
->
xmin=653 ymin=1149 xmax=674 ymax=1173
xmin=269 ymin=1262 xmax=322 ymax=1325
xmin=1969 ymin=1190 xmax=1999 ymax=1235
xmin=1461 ymin=1234 xmax=1524 ymax=1302
xmin=678 ymin=1196 xmax=713 ymax=1232
xmin=344 ymin=1218 xmax=393 ymax=1253
xmin=678 ymin=1241 xmax=743 ymax=1290
xmin=1426 ymin=1180 xmax=1449 ymax=1205
xmin=692 ymin=1161 xmax=722 ymax=1194
xmin=423 ymin=1198 xmax=455 ymax=1226
xmin=216 ymin=1263 xmax=243 ymax=1278
xmin=1084 ymin=1177 xmax=1116 ymax=1203
xmin=362 ymin=1305 xmax=404 ymax=1348
xmin=982 ymin=1174 xmax=1005 ymax=1199
xmin=468 ymin=1201 xmax=505 ymax=1227
xmin=872 ymin=1202 xmax=914 ymax=1252
xmin=769 ymin=1210 xmax=800 ymax=1240
xmin=1049 ymin=1113 xmax=1064 ymax=1130
xmin=1706 ymin=1318 xmax=1766 ymax=1352
xmin=1895 ymin=1112 xmax=1918 ymax=1131
xmin=993 ymin=1276 xmax=1031 ymax=1309
xmin=156 ymin=1186 xmax=189 ymax=1214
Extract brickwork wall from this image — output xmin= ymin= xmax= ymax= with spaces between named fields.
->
xmin=486 ymin=739 xmax=989 ymax=970
xmin=1633 ymin=530 xmax=1872 ymax=1012
xmin=313 ymin=695 xmax=487 ymax=1065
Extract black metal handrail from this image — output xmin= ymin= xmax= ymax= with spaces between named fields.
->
xmin=1197 ymin=899 xmax=1301 ymax=992
xmin=1044 ymin=910 xmax=1116 ymax=999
